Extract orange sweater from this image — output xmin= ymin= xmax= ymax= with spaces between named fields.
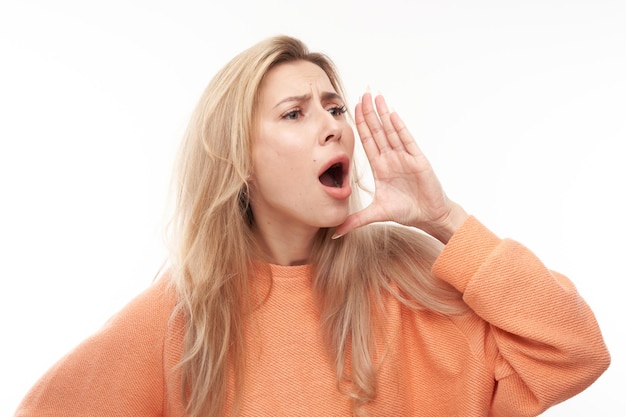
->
xmin=15 ymin=217 xmax=610 ymax=416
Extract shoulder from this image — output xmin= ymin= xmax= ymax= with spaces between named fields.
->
xmin=65 ymin=269 xmax=180 ymax=363
xmin=103 ymin=270 xmax=178 ymax=332
xmin=14 ymin=270 xmax=182 ymax=416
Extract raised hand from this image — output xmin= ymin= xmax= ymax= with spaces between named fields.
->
xmin=333 ymin=92 xmax=468 ymax=243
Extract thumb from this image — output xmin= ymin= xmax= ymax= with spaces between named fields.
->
xmin=331 ymin=207 xmax=377 ymax=239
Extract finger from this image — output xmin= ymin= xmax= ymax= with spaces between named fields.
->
xmin=360 ymin=92 xmax=392 ymax=153
xmin=389 ymin=111 xmax=422 ymax=157
xmin=374 ymin=95 xmax=403 ymax=150
xmin=355 ymin=101 xmax=381 ymax=160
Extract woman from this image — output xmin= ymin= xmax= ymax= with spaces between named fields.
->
xmin=15 ymin=35 xmax=609 ymax=417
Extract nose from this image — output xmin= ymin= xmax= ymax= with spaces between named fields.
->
xmin=319 ymin=109 xmax=343 ymax=145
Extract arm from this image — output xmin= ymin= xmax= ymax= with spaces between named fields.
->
xmin=336 ymin=92 xmax=610 ymax=414
xmin=14 ymin=277 xmax=177 ymax=417
xmin=433 ymin=216 xmax=610 ymax=415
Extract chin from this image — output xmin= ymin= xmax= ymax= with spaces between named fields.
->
xmin=319 ymin=212 xmax=349 ymax=229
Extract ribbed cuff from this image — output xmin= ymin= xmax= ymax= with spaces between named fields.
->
xmin=431 ymin=216 xmax=501 ymax=293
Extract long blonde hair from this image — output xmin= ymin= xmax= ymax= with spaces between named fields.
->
xmin=168 ymin=35 xmax=466 ymax=417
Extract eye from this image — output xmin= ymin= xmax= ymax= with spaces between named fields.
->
xmin=282 ymin=109 xmax=302 ymax=120
xmin=328 ymin=105 xmax=347 ymax=117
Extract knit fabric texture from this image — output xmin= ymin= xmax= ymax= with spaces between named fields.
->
xmin=14 ymin=217 xmax=610 ymax=416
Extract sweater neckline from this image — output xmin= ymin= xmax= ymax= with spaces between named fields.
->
xmin=252 ymin=261 xmax=312 ymax=281
xmin=269 ymin=263 xmax=312 ymax=280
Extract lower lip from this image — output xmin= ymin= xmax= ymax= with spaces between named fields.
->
xmin=321 ymin=183 xmax=352 ymax=200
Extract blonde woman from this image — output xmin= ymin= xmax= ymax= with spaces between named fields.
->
xmin=15 ymin=35 xmax=609 ymax=417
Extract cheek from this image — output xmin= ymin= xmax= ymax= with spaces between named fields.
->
xmin=252 ymin=147 xmax=310 ymax=190
xmin=255 ymin=127 xmax=307 ymax=159
xmin=252 ymin=124 xmax=315 ymax=185
xmin=258 ymin=142 xmax=311 ymax=174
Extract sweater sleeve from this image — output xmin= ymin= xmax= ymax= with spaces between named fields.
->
xmin=14 ymin=277 xmax=177 ymax=417
xmin=432 ymin=216 xmax=610 ymax=417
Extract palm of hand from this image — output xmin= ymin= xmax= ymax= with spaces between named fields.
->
xmin=334 ymin=93 xmax=451 ymax=238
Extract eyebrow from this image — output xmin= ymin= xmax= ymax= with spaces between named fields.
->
xmin=273 ymin=91 xmax=343 ymax=109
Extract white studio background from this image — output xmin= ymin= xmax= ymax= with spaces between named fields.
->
xmin=1 ymin=0 xmax=624 ymax=415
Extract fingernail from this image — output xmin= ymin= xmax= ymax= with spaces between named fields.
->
xmin=331 ymin=233 xmax=344 ymax=240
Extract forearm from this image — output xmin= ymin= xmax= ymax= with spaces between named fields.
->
xmin=432 ymin=217 xmax=610 ymax=410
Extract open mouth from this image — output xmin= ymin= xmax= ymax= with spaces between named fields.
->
xmin=319 ymin=163 xmax=344 ymax=188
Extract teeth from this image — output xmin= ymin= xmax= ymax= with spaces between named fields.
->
xmin=333 ymin=178 xmax=340 ymax=187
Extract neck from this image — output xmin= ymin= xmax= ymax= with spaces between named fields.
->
xmin=252 ymin=221 xmax=318 ymax=266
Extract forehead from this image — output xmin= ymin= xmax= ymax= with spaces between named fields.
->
xmin=258 ymin=60 xmax=337 ymax=103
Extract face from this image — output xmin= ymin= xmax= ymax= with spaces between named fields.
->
xmin=249 ymin=60 xmax=355 ymax=236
